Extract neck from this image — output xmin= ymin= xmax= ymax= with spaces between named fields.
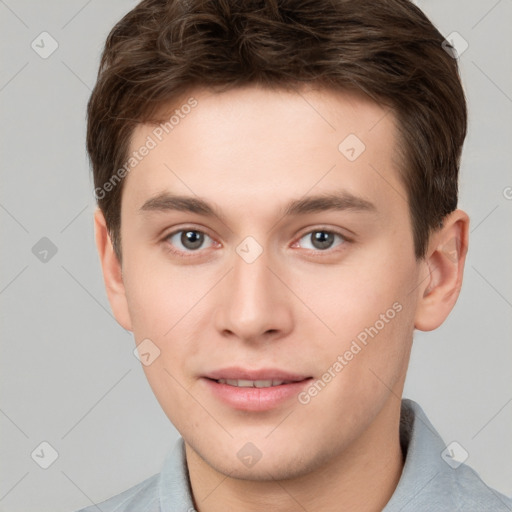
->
xmin=185 ymin=397 xmax=405 ymax=512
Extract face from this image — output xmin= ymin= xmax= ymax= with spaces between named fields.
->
xmin=115 ymin=85 xmax=425 ymax=480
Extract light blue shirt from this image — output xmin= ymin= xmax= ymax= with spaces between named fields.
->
xmin=75 ymin=399 xmax=512 ymax=511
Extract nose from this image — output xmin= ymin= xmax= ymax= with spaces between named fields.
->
xmin=214 ymin=243 xmax=294 ymax=344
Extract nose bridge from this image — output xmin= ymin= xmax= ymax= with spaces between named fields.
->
xmin=233 ymin=246 xmax=271 ymax=301
xmin=215 ymin=239 xmax=291 ymax=340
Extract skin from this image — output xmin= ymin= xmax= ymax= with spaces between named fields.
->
xmin=95 ymin=84 xmax=469 ymax=511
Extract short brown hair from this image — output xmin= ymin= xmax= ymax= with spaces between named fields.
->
xmin=87 ymin=0 xmax=467 ymax=262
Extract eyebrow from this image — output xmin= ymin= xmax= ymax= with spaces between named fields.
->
xmin=139 ymin=190 xmax=377 ymax=222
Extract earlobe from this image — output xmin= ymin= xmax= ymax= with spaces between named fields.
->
xmin=414 ymin=209 xmax=469 ymax=332
xmin=94 ymin=208 xmax=133 ymax=331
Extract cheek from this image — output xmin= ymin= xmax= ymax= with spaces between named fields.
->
xmin=122 ymin=250 xmax=213 ymax=392
xmin=121 ymin=246 xmax=206 ymax=336
xmin=302 ymin=249 xmax=418 ymax=389
xmin=299 ymin=252 xmax=414 ymax=336
xmin=299 ymin=298 xmax=415 ymax=435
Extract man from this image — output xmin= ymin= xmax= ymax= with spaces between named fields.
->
xmin=78 ymin=0 xmax=512 ymax=510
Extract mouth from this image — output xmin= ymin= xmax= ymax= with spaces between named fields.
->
xmin=201 ymin=368 xmax=313 ymax=411
xmin=213 ymin=378 xmax=300 ymax=387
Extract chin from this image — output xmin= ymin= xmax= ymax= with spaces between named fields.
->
xmin=192 ymin=439 xmax=326 ymax=482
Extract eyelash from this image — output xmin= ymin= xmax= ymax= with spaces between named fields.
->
xmin=162 ymin=226 xmax=351 ymax=258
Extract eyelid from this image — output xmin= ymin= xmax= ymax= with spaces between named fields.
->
xmin=162 ymin=224 xmax=216 ymax=241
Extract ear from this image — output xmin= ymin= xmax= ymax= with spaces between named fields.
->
xmin=94 ymin=208 xmax=133 ymax=331
xmin=414 ymin=209 xmax=469 ymax=331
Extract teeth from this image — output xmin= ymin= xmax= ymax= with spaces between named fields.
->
xmin=216 ymin=379 xmax=288 ymax=387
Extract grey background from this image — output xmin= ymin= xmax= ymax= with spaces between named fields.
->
xmin=0 ymin=0 xmax=511 ymax=510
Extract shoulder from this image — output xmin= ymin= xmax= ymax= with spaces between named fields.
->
xmin=72 ymin=438 xmax=194 ymax=512
xmin=74 ymin=473 xmax=160 ymax=512
xmin=446 ymin=462 xmax=512 ymax=511
xmin=385 ymin=399 xmax=512 ymax=511
xmin=413 ymin=458 xmax=512 ymax=511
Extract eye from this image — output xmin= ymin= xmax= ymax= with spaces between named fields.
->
xmin=165 ymin=229 xmax=216 ymax=253
xmin=296 ymin=229 xmax=347 ymax=251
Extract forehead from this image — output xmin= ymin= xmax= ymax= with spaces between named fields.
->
xmin=122 ymin=85 xmax=405 ymax=222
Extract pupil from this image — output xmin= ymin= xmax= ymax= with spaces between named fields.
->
xmin=182 ymin=231 xmax=203 ymax=249
xmin=312 ymin=231 xmax=334 ymax=250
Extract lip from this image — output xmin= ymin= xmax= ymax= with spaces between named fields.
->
xmin=204 ymin=367 xmax=310 ymax=382
xmin=201 ymin=367 xmax=313 ymax=412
